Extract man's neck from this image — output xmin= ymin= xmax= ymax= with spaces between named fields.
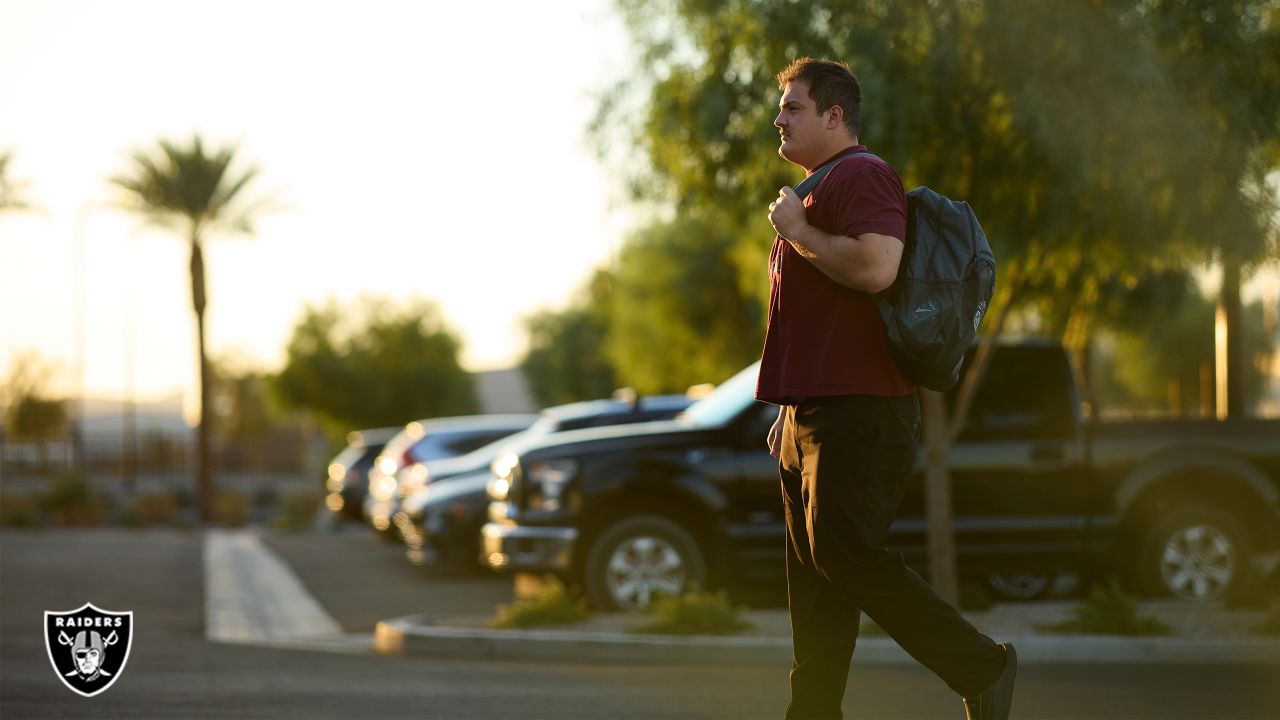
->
xmin=805 ymin=139 xmax=861 ymax=172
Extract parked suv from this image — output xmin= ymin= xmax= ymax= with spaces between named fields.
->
xmin=324 ymin=426 xmax=400 ymax=521
xmin=398 ymin=394 xmax=694 ymax=566
xmin=365 ymin=414 xmax=536 ymax=533
xmin=483 ymin=343 xmax=1280 ymax=610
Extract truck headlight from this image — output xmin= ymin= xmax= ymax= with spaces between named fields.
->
xmin=492 ymin=452 xmax=519 ymax=479
xmin=489 ymin=452 xmax=520 ymax=503
xmin=487 ymin=475 xmax=511 ymax=501
xmin=526 ymin=459 xmax=578 ymax=512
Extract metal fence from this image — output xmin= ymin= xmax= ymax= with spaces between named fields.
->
xmin=0 ymin=427 xmax=326 ymax=507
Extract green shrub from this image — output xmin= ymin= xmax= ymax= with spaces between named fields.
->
xmin=214 ymin=490 xmax=250 ymax=527
xmin=123 ymin=493 xmax=180 ymax=526
xmin=489 ymin=577 xmax=593 ymax=629
xmin=271 ymin=491 xmax=322 ymax=532
xmin=0 ymin=494 xmax=45 ymax=527
xmin=1038 ymin=581 xmax=1172 ymax=636
xmin=630 ymin=589 xmax=753 ymax=636
xmin=44 ymin=471 xmax=104 ymax=526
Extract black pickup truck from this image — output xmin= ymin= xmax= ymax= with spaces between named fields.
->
xmin=482 ymin=341 xmax=1280 ymax=610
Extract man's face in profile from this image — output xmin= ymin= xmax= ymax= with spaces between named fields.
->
xmin=775 ymin=80 xmax=825 ymax=169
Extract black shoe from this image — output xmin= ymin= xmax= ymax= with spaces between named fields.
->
xmin=963 ymin=642 xmax=1017 ymax=720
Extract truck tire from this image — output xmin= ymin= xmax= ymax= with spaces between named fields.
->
xmin=584 ymin=515 xmax=707 ymax=611
xmin=1139 ymin=504 xmax=1251 ymax=600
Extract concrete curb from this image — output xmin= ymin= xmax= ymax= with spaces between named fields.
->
xmin=373 ymin=614 xmax=1280 ymax=665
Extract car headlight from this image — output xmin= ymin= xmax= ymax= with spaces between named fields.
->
xmin=489 ymin=452 xmax=520 ymax=502
xmin=372 ymin=474 xmax=397 ymax=501
xmin=487 ymin=475 xmax=511 ymax=501
xmin=492 ymin=452 xmax=519 ymax=479
xmin=377 ymin=456 xmax=398 ymax=476
xmin=399 ymin=463 xmax=429 ymax=497
xmin=526 ymin=459 xmax=578 ymax=512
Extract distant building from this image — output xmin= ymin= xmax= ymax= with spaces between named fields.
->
xmin=75 ymin=394 xmax=190 ymax=441
xmin=472 ymin=368 xmax=537 ymax=414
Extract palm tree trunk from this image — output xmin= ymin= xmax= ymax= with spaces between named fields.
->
xmin=190 ymin=238 xmax=213 ymax=524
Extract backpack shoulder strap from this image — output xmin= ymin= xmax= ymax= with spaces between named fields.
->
xmin=793 ymin=152 xmax=878 ymax=201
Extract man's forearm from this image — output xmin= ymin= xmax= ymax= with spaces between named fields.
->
xmin=784 ymin=224 xmax=896 ymax=293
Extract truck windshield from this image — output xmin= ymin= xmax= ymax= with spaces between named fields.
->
xmin=680 ymin=362 xmax=761 ymax=427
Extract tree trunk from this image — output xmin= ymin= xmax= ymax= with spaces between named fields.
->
xmin=921 ymin=389 xmax=958 ymax=605
xmin=922 ymin=261 xmax=1023 ymax=606
xmin=1218 ymin=261 xmax=1247 ymax=419
xmin=191 ymin=239 xmax=213 ymax=524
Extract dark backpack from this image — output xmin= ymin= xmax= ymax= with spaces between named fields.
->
xmin=794 ymin=154 xmax=996 ymax=391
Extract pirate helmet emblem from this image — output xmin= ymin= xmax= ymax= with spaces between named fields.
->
xmin=44 ymin=602 xmax=133 ymax=697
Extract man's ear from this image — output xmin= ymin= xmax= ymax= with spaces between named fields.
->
xmin=825 ymin=105 xmax=844 ymax=130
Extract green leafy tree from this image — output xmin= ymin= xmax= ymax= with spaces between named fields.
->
xmin=599 ymin=0 xmax=1280 ymax=600
xmin=272 ymin=297 xmax=477 ymax=439
xmin=0 ymin=151 xmax=33 ymax=212
xmin=110 ymin=134 xmax=266 ymax=523
xmin=2 ymin=352 xmax=69 ymax=465
xmin=1138 ymin=0 xmax=1280 ymax=417
xmin=208 ymin=355 xmax=304 ymax=472
xmin=1090 ymin=280 xmax=1272 ymax=417
xmin=210 ymin=357 xmax=277 ymax=448
xmin=521 ymin=269 xmax=618 ymax=406
xmin=607 ymin=212 xmax=764 ymax=392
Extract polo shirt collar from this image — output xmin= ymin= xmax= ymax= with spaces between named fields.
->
xmin=808 ymin=145 xmax=869 ymax=175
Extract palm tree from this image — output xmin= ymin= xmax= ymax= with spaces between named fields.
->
xmin=111 ymin=135 xmax=263 ymax=523
xmin=0 ymin=151 xmax=33 ymax=212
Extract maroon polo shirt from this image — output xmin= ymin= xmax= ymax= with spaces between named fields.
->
xmin=755 ymin=145 xmax=915 ymax=404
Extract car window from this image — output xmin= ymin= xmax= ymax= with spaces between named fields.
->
xmin=349 ymin=447 xmax=382 ymax=475
xmin=680 ymin=363 xmax=761 ymax=428
xmin=447 ymin=430 xmax=519 ymax=455
xmin=411 ymin=428 xmax=526 ymax=463
xmin=953 ymin=346 xmax=1076 ymax=441
xmin=411 ymin=433 xmax=467 ymax=463
xmin=380 ymin=431 xmax=418 ymax=462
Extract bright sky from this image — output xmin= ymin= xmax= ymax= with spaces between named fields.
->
xmin=0 ymin=0 xmax=634 ymax=418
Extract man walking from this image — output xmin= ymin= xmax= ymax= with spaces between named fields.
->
xmin=758 ymin=57 xmax=1017 ymax=719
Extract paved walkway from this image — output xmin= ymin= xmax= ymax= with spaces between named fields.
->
xmin=204 ymin=528 xmax=373 ymax=653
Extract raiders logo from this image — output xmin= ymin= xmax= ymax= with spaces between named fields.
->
xmin=44 ymin=602 xmax=133 ymax=697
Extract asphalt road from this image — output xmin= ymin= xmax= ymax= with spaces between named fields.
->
xmin=2 ymin=527 xmax=1279 ymax=720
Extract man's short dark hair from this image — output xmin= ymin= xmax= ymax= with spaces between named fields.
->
xmin=776 ymin=58 xmax=862 ymax=138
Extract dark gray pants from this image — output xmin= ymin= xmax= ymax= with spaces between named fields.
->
xmin=780 ymin=394 xmax=1002 ymax=719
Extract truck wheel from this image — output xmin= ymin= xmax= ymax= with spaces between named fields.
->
xmin=584 ymin=515 xmax=707 ymax=612
xmin=987 ymin=571 xmax=1055 ymax=601
xmin=1139 ymin=505 xmax=1250 ymax=601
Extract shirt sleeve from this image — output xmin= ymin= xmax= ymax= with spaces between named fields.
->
xmin=828 ymin=163 xmax=907 ymax=242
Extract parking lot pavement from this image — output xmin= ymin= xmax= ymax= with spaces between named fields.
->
xmin=259 ymin=523 xmax=513 ymax=633
xmin=9 ymin=527 xmax=1280 ymax=720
